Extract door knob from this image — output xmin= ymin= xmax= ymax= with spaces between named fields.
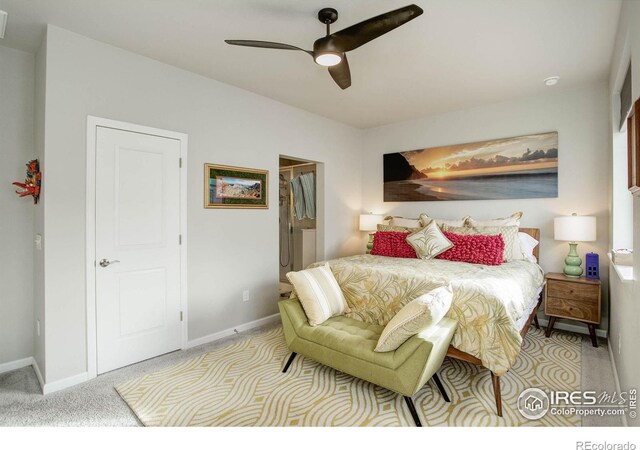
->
xmin=99 ymin=259 xmax=120 ymax=268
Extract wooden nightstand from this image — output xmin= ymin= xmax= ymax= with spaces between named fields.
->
xmin=544 ymin=272 xmax=601 ymax=347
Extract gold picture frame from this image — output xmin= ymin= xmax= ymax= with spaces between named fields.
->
xmin=204 ymin=163 xmax=269 ymax=209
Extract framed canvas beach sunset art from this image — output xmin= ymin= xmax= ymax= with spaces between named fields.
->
xmin=204 ymin=163 xmax=269 ymax=208
xmin=383 ymin=132 xmax=558 ymax=202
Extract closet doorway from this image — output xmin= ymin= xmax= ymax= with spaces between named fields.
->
xmin=279 ymin=156 xmax=319 ymax=297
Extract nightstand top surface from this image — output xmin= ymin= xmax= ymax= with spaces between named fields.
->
xmin=545 ymin=272 xmax=601 ymax=285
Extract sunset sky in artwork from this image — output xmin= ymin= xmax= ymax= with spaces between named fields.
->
xmin=402 ymin=132 xmax=558 ymax=179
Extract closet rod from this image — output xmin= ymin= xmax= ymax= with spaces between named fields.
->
xmin=279 ymin=162 xmax=316 ymax=170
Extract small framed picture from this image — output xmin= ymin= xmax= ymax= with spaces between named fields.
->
xmin=204 ymin=164 xmax=268 ymax=209
xmin=628 ymin=98 xmax=640 ymax=196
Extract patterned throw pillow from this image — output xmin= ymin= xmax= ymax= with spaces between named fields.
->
xmin=286 ymin=264 xmax=350 ymax=327
xmin=419 ymin=213 xmax=470 ymax=229
xmin=436 ymin=232 xmax=505 ymax=266
xmin=371 ymin=231 xmax=417 ymax=259
xmin=375 ymin=285 xmax=453 ymax=352
xmin=387 ymin=216 xmax=422 ymax=229
xmin=442 ymin=224 xmax=518 ymax=262
xmin=406 ymin=221 xmax=453 ymax=260
xmin=377 ymin=224 xmax=422 ymax=233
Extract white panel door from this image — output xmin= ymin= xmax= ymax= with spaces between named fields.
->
xmin=96 ymin=126 xmax=182 ymax=374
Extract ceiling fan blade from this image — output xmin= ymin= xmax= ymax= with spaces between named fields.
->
xmin=328 ymin=55 xmax=351 ymax=90
xmin=330 ymin=4 xmax=423 ymax=52
xmin=225 ymin=40 xmax=313 ymax=56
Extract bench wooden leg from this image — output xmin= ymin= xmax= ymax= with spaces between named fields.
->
xmin=490 ymin=372 xmax=503 ymax=417
xmin=282 ymin=352 xmax=296 ymax=373
xmin=533 ymin=315 xmax=540 ymax=330
xmin=432 ymin=373 xmax=450 ymax=402
xmin=403 ymin=396 xmax=422 ymax=427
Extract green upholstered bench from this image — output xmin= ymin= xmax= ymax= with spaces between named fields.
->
xmin=278 ymin=298 xmax=458 ymax=426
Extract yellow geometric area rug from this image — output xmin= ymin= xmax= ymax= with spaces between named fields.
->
xmin=115 ymin=326 xmax=581 ymax=426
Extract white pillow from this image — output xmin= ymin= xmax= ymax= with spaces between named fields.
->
xmin=375 ymin=285 xmax=453 ymax=352
xmin=419 ymin=213 xmax=470 ymax=228
xmin=286 ymin=264 xmax=350 ymax=326
xmin=518 ymin=232 xmax=539 ymax=263
xmin=467 ymin=211 xmax=523 ymax=228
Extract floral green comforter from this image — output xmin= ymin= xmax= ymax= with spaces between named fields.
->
xmin=305 ymin=255 xmax=544 ymax=375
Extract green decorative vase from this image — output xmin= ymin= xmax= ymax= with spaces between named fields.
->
xmin=563 ymin=242 xmax=583 ymax=278
xmin=366 ymin=233 xmax=374 ymax=254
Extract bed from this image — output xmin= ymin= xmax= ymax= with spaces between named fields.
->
xmin=305 ymin=228 xmax=543 ymax=417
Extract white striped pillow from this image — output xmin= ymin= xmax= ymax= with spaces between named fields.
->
xmin=286 ymin=264 xmax=350 ymax=326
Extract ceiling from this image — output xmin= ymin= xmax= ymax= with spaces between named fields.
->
xmin=0 ymin=0 xmax=621 ymax=128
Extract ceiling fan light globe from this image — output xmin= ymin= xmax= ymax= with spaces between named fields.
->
xmin=315 ymin=53 xmax=342 ymax=67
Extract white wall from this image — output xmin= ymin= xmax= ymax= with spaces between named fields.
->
xmin=39 ymin=26 xmax=363 ymax=383
xmin=362 ymin=83 xmax=611 ymax=332
xmin=33 ymin=35 xmax=47 ymax=379
xmin=607 ymin=0 xmax=640 ymax=427
xmin=0 ymin=46 xmax=35 ymax=366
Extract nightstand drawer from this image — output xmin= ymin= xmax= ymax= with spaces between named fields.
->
xmin=545 ymin=296 xmax=599 ymax=323
xmin=547 ymin=280 xmax=599 ymax=301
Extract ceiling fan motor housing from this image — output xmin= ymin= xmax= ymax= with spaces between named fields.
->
xmin=313 ymin=35 xmax=342 ymax=58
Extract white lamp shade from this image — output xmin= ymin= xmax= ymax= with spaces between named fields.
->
xmin=554 ymin=214 xmax=596 ymax=242
xmin=359 ymin=214 xmax=384 ymax=231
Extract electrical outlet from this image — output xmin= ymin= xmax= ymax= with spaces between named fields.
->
xmin=35 ymin=234 xmax=42 ymax=251
xmin=36 ymin=319 xmax=40 ymax=337
xmin=242 ymin=290 xmax=250 ymax=302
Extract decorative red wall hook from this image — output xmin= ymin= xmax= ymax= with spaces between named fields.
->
xmin=13 ymin=159 xmax=41 ymax=204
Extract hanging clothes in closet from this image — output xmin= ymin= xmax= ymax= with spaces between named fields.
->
xmin=290 ymin=176 xmax=306 ymax=220
xmin=289 ymin=172 xmax=316 ymax=220
xmin=299 ymin=172 xmax=315 ymax=219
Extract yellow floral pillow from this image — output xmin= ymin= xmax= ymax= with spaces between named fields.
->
xmin=375 ymin=285 xmax=453 ymax=352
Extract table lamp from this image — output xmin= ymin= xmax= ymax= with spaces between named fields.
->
xmin=359 ymin=214 xmax=383 ymax=253
xmin=554 ymin=213 xmax=596 ymax=278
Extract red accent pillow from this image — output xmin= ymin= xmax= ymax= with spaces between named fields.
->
xmin=436 ymin=232 xmax=504 ymax=265
xmin=370 ymin=231 xmax=417 ymax=259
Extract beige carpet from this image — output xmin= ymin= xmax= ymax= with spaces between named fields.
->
xmin=116 ymin=326 xmax=581 ymax=426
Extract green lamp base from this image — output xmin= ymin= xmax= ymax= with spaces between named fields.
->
xmin=563 ymin=242 xmax=583 ymax=278
xmin=366 ymin=233 xmax=374 ymax=254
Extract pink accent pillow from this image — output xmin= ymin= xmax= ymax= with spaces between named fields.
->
xmin=371 ymin=231 xmax=417 ymax=259
xmin=436 ymin=232 xmax=504 ymax=265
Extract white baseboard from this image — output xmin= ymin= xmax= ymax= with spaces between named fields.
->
xmin=0 ymin=356 xmax=34 ymax=375
xmin=42 ymin=371 xmax=90 ymax=395
xmin=607 ymin=339 xmax=628 ymax=427
xmin=186 ymin=313 xmax=281 ymax=349
xmin=538 ymin=317 xmax=607 ymax=338
xmin=32 ymin=358 xmax=44 ymax=392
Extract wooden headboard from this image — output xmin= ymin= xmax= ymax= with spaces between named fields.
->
xmin=519 ymin=228 xmax=540 ymax=261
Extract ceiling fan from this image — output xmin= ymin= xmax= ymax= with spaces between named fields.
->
xmin=225 ymin=4 xmax=424 ymax=90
